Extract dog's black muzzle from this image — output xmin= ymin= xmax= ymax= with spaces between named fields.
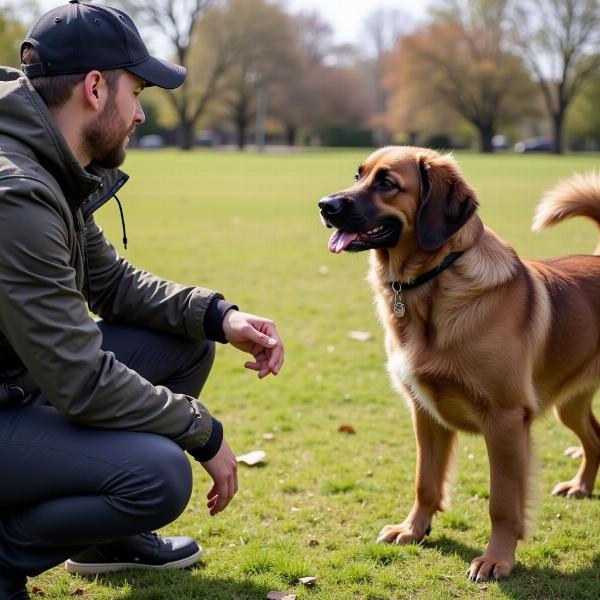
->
xmin=319 ymin=194 xmax=375 ymax=231
xmin=319 ymin=193 xmax=403 ymax=251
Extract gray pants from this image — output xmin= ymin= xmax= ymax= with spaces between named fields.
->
xmin=0 ymin=321 xmax=215 ymax=577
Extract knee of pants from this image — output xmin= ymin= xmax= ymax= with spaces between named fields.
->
xmin=192 ymin=338 xmax=215 ymax=374
xmin=179 ymin=338 xmax=215 ymax=391
xmin=127 ymin=436 xmax=194 ymax=527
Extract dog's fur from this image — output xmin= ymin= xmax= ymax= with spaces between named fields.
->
xmin=319 ymin=146 xmax=600 ymax=581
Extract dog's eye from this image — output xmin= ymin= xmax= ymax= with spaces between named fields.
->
xmin=354 ymin=173 xmax=360 ymax=181
xmin=376 ymin=178 xmax=397 ymax=191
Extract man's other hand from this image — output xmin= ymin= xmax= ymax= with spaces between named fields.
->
xmin=222 ymin=310 xmax=284 ymax=378
xmin=201 ymin=438 xmax=238 ymax=516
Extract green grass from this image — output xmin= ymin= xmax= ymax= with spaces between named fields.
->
xmin=31 ymin=149 xmax=600 ymax=599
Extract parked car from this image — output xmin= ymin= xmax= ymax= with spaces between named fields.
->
xmin=138 ymin=134 xmax=164 ymax=149
xmin=514 ymin=137 xmax=551 ymax=153
xmin=492 ymin=134 xmax=509 ymax=151
xmin=195 ymin=130 xmax=218 ymax=147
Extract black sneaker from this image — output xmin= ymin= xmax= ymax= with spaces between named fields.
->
xmin=0 ymin=575 xmax=30 ymax=600
xmin=64 ymin=532 xmax=202 ymax=575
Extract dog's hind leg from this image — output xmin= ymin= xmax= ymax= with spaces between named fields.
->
xmin=377 ymin=404 xmax=457 ymax=545
xmin=552 ymin=390 xmax=600 ymax=498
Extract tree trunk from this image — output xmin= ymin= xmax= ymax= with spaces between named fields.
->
xmin=286 ymin=125 xmax=297 ymax=146
xmin=551 ymin=110 xmax=565 ymax=154
xmin=478 ymin=125 xmax=494 ymax=153
xmin=177 ymin=119 xmax=195 ymax=151
xmin=236 ymin=117 xmax=248 ymax=149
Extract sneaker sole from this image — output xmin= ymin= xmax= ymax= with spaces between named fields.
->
xmin=64 ymin=546 xmax=202 ymax=575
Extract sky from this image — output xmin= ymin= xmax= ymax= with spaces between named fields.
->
xmin=284 ymin=0 xmax=431 ymax=44
xmin=31 ymin=0 xmax=432 ymax=48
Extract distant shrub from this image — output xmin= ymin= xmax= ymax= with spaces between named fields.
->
xmin=319 ymin=126 xmax=374 ymax=147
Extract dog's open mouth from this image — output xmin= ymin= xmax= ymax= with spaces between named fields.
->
xmin=328 ymin=223 xmax=401 ymax=253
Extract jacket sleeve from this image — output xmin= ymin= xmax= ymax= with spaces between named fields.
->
xmin=85 ymin=216 xmax=232 ymax=340
xmin=0 ymin=179 xmax=220 ymax=456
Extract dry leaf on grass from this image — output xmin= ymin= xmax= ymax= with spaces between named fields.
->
xmin=298 ymin=576 xmax=318 ymax=586
xmin=338 ymin=424 xmax=356 ymax=434
xmin=267 ymin=592 xmax=296 ymax=600
xmin=31 ymin=588 xmax=45 ymax=597
xmin=263 ymin=433 xmax=275 ymax=441
xmin=347 ymin=330 xmax=372 ymax=342
xmin=236 ymin=450 xmax=266 ymax=465
xmin=308 ymin=538 xmax=320 ymax=547
xmin=564 ymin=446 xmax=583 ymax=458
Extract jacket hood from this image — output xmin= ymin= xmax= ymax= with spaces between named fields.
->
xmin=0 ymin=66 xmax=107 ymax=205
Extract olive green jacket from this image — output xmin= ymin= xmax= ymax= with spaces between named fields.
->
xmin=0 ymin=67 xmax=223 ymax=457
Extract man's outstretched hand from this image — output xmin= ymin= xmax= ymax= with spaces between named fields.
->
xmin=201 ymin=437 xmax=238 ymax=516
xmin=222 ymin=310 xmax=284 ymax=378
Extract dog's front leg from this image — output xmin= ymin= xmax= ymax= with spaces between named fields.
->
xmin=377 ymin=403 xmax=457 ymax=545
xmin=469 ymin=408 xmax=532 ymax=582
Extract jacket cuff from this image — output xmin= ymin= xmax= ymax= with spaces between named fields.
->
xmin=187 ymin=418 xmax=223 ymax=462
xmin=203 ymin=298 xmax=238 ymax=343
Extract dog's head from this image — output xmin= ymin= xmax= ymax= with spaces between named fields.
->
xmin=319 ymin=146 xmax=478 ymax=254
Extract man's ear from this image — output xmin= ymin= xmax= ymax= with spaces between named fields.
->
xmin=82 ymin=70 xmax=104 ymax=112
xmin=416 ymin=154 xmax=478 ymax=251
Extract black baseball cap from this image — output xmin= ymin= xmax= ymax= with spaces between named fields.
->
xmin=21 ymin=0 xmax=186 ymax=89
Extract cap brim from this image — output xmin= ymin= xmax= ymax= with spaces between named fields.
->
xmin=126 ymin=55 xmax=186 ymax=89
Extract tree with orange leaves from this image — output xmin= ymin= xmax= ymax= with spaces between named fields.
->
xmin=385 ymin=0 xmax=537 ymax=152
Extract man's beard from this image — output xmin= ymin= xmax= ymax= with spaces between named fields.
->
xmin=81 ymin=94 xmax=134 ymax=169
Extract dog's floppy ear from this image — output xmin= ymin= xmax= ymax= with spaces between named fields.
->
xmin=416 ymin=154 xmax=478 ymax=251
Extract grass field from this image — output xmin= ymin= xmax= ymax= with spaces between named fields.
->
xmin=30 ymin=149 xmax=600 ymax=599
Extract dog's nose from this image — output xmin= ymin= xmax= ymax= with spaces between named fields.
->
xmin=319 ymin=195 xmax=345 ymax=215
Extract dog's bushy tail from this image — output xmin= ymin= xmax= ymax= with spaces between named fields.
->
xmin=532 ymin=173 xmax=600 ymax=253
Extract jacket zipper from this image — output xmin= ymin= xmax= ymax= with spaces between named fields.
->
xmin=82 ymin=173 xmax=129 ymax=220
xmin=78 ymin=173 xmax=129 ymax=305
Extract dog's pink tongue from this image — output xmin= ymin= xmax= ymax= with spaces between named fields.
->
xmin=328 ymin=230 xmax=359 ymax=253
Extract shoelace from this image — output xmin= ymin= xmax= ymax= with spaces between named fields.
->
xmin=139 ymin=531 xmax=162 ymax=547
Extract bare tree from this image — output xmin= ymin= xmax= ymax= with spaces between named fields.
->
xmin=292 ymin=10 xmax=336 ymax=67
xmin=362 ymin=7 xmax=411 ymax=145
xmin=566 ymin=64 xmax=600 ymax=149
xmin=269 ymin=10 xmax=335 ymax=145
xmin=118 ymin=0 xmax=232 ymax=149
xmin=200 ymin=0 xmax=299 ymax=149
xmin=511 ymin=0 xmax=600 ymax=153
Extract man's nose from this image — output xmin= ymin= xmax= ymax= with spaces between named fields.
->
xmin=134 ymin=98 xmax=145 ymax=125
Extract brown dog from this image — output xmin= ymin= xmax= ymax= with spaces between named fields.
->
xmin=319 ymin=145 xmax=600 ymax=581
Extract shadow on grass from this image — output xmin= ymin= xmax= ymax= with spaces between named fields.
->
xmin=425 ymin=535 xmax=600 ymax=600
xmin=93 ymin=562 xmax=271 ymax=600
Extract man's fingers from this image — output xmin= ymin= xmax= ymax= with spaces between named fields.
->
xmin=209 ymin=479 xmax=229 ymax=516
xmin=267 ymin=345 xmax=284 ymax=375
xmin=208 ymin=476 xmax=238 ymax=515
xmin=245 ymin=325 xmax=278 ymax=349
xmin=262 ymin=324 xmax=283 ymax=374
xmin=206 ymin=484 xmax=217 ymax=500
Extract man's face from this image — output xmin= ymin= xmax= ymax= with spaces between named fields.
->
xmin=82 ymin=71 xmax=145 ymax=169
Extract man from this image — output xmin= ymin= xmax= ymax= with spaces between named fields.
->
xmin=0 ymin=1 xmax=284 ymax=597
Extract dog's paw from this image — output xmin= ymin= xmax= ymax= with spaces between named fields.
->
xmin=551 ymin=480 xmax=592 ymax=498
xmin=376 ymin=523 xmax=430 ymax=545
xmin=468 ymin=555 xmax=514 ymax=582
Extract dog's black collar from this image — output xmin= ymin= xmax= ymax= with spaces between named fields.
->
xmin=390 ymin=251 xmax=464 ymax=290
